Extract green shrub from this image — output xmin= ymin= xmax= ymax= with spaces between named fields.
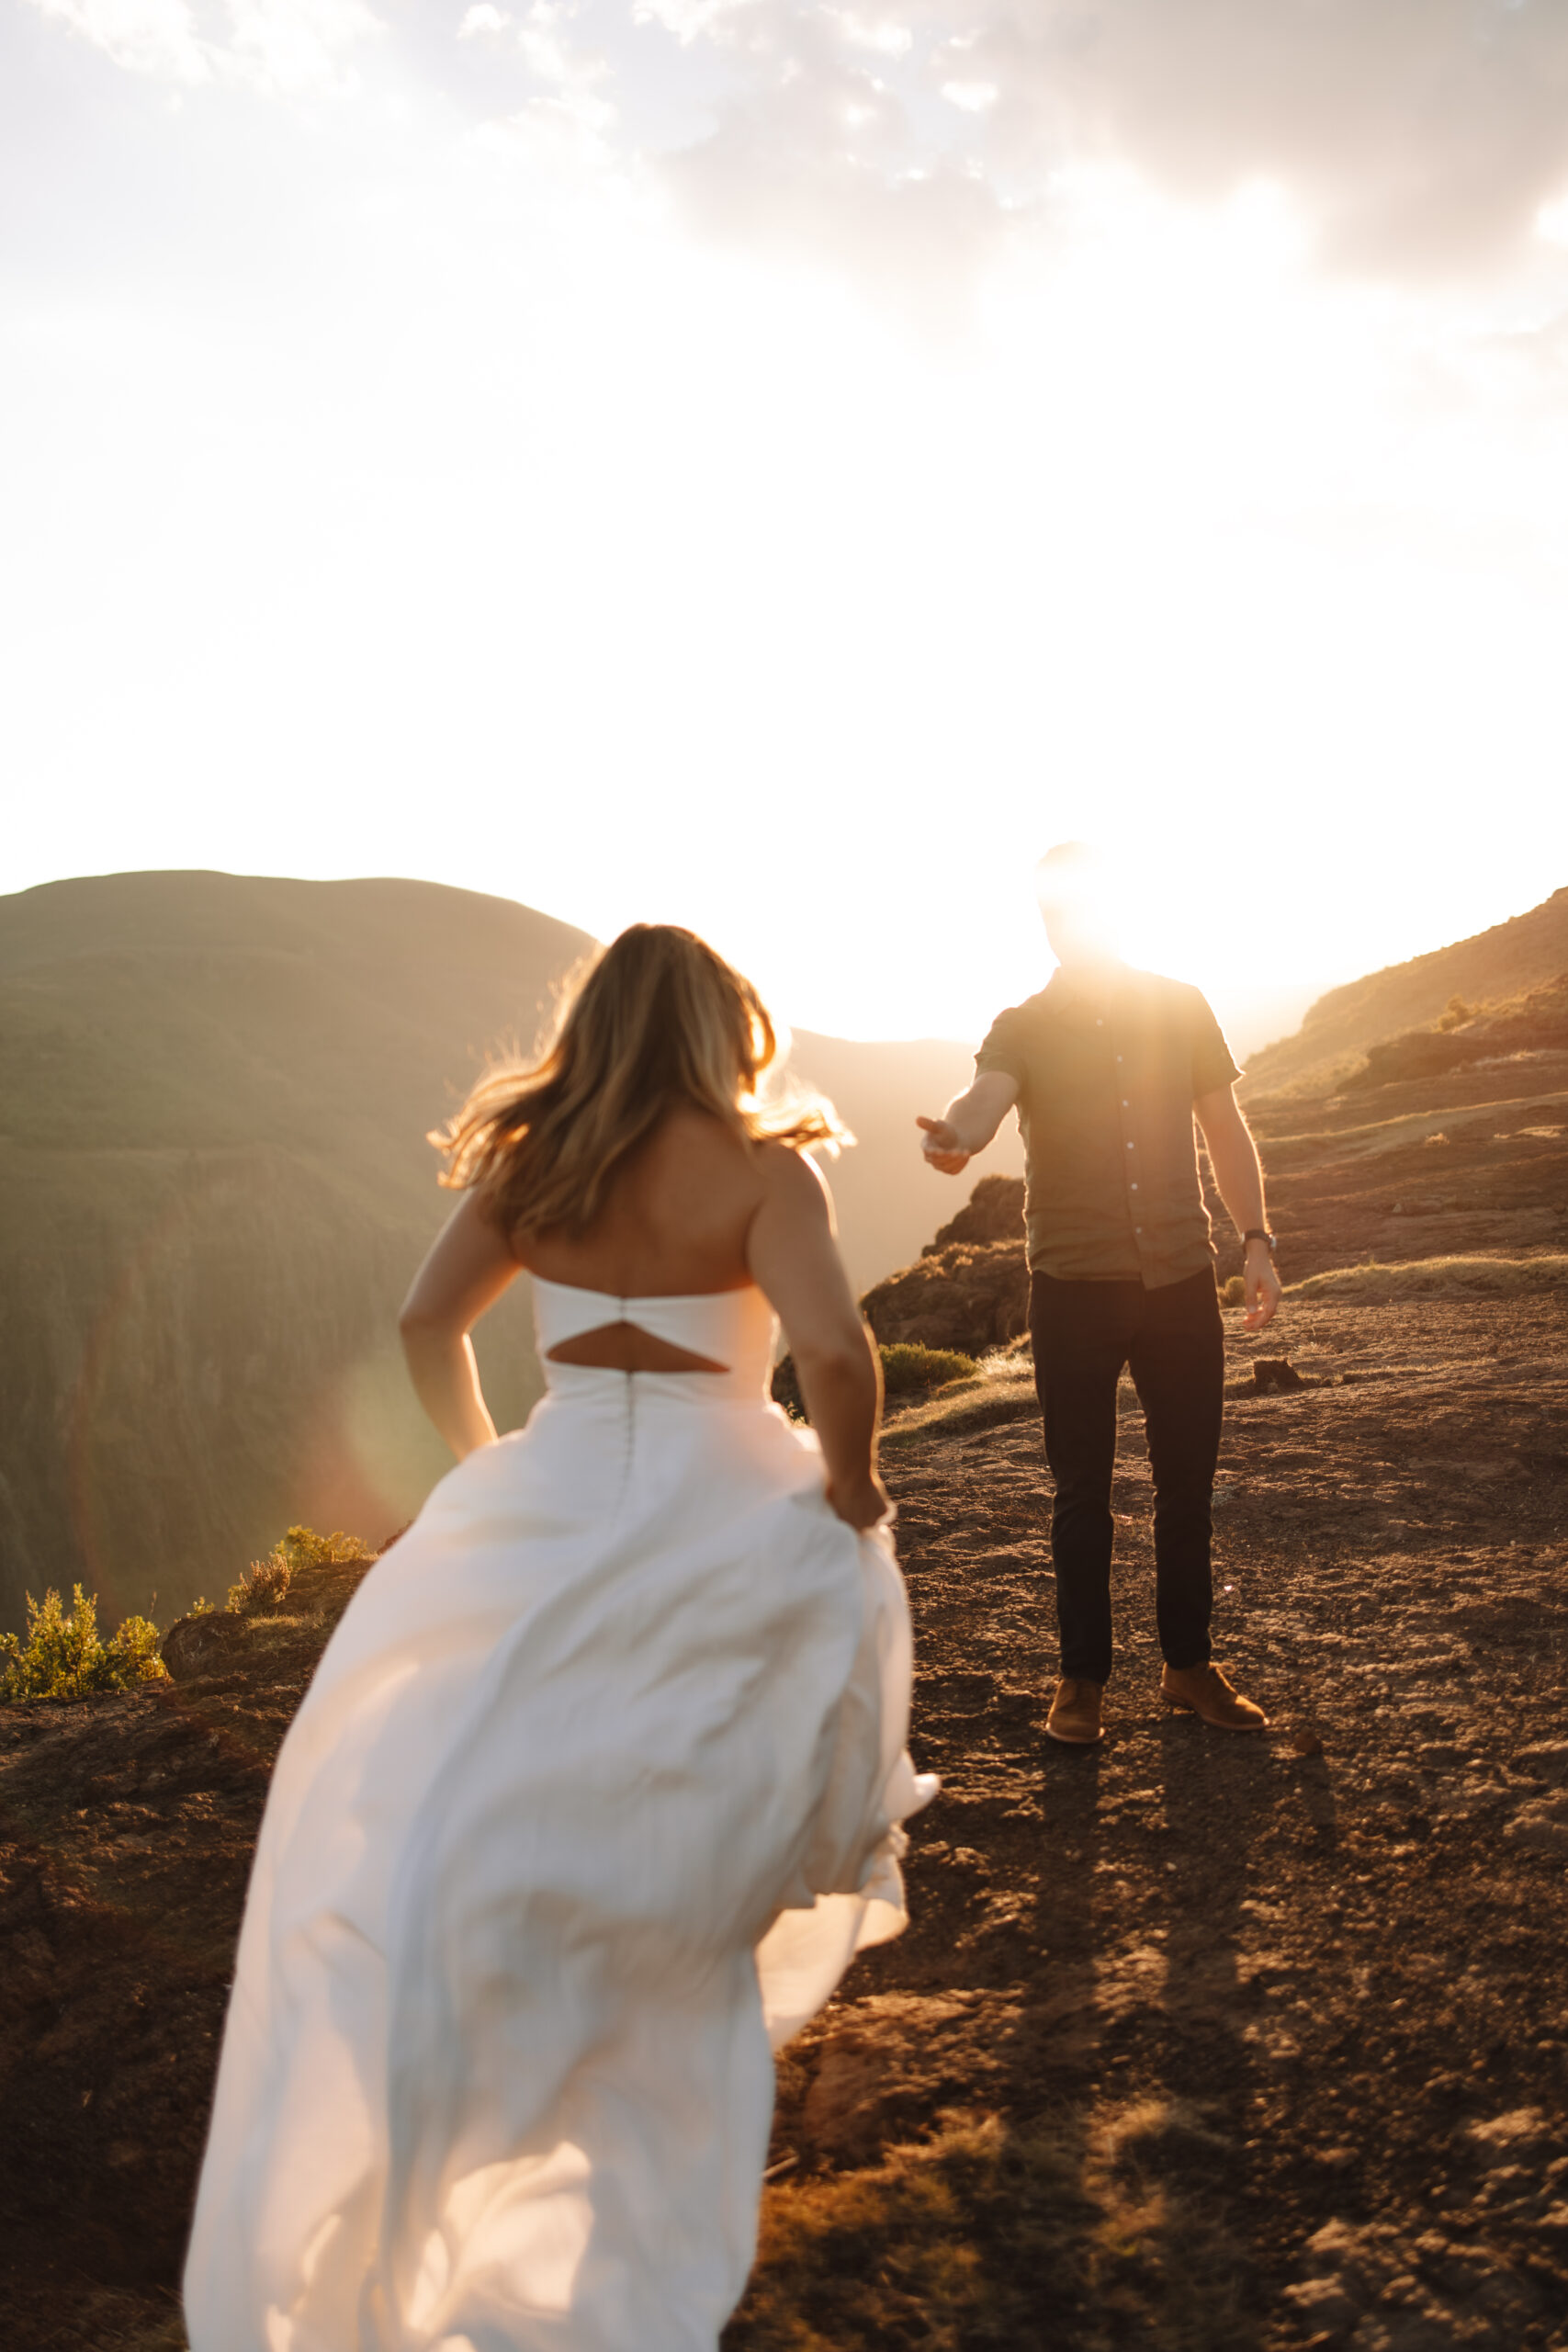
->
xmin=0 ymin=1584 xmax=167 ymax=1704
xmin=226 ymin=1523 xmax=373 ymax=1616
xmin=1221 ymin=1274 xmax=1247 ymax=1307
xmin=879 ymin=1342 xmax=979 ymax=1397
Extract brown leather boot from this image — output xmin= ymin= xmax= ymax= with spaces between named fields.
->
xmin=1046 ymin=1677 xmax=1104 ymax=1745
xmin=1161 ymin=1661 xmax=1268 ymax=1731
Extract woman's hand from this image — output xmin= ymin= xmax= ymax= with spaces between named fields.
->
xmin=826 ymin=1471 xmax=892 ymax=1531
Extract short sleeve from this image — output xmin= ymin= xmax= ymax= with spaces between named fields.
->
xmin=1189 ymin=989 xmax=1243 ymax=1098
xmin=975 ymin=1003 xmax=1031 ymax=1085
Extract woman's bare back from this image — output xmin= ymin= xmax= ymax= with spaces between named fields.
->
xmin=513 ymin=1109 xmax=769 ymax=1373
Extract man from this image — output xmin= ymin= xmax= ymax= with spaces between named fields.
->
xmin=917 ymin=842 xmax=1282 ymax=1747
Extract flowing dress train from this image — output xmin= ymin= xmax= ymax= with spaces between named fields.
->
xmin=184 ymin=1277 xmax=934 ymax=2352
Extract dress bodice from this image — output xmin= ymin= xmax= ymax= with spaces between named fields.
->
xmin=531 ymin=1275 xmax=781 ymax=1400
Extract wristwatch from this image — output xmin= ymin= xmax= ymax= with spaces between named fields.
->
xmin=1242 ymin=1228 xmax=1278 ymax=1254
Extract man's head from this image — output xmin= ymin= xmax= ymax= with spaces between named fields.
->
xmin=1035 ymin=841 xmax=1122 ymax=974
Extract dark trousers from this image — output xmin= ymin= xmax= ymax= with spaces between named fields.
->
xmin=1029 ymin=1268 xmax=1224 ymax=1685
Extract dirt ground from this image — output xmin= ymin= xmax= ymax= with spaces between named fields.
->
xmin=3 ymin=1294 xmax=1567 ymax=2347
xmin=730 ymin=1294 xmax=1568 ymax=2351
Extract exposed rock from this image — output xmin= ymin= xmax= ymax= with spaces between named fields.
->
xmin=922 ymin=1174 xmax=1025 ymax=1255
xmin=861 ymin=1239 xmax=1029 ymax=1359
xmin=1253 ymin=1356 xmax=1306 ymax=1394
xmin=158 ymin=1610 xmax=252 ymax=1683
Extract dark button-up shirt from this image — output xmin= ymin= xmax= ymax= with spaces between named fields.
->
xmin=975 ymin=966 xmax=1241 ymax=1286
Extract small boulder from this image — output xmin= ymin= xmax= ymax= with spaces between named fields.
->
xmin=159 ymin=1611 xmax=251 ymax=1684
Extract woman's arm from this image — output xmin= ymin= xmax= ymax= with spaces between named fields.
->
xmin=747 ymin=1148 xmax=888 ymax=1530
xmin=398 ymin=1192 xmax=523 ymax=1458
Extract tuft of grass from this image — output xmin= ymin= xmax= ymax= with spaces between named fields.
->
xmin=1288 ymin=1253 xmax=1568 ymax=1302
xmin=0 ymin=1585 xmax=167 ymax=1704
xmin=225 ymin=1523 xmax=373 ymax=1616
xmin=1220 ymin=1275 xmax=1247 ymax=1307
xmin=879 ymin=1343 xmax=980 ymax=1398
xmin=725 ymin=2109 xmax=1252 ymax=2352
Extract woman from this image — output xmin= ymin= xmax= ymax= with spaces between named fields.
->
xmin=185 ymin=924 xmax=932 ymax=2352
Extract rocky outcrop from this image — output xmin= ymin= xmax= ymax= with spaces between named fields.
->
xmin=1344 ymin=969 xmax=1568 ymax=1094
xmin=862 ymin=1237 xmax=1029 ymax=1359
xmin=922 ymin=1173 xmax=1025 ymax=1255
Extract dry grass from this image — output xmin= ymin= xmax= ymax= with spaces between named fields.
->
xmin=725 ymin=2107 xmax=1253 ymax=2352
xmin=880 ymin=1344 xmax=982 ymax=1398
xmin=881 ymin=1372 xmax=1036 ymax=1446
xmin=1287 ymin=1253 xmax=1568 ymax=1302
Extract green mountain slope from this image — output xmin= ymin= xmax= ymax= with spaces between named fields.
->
xmin=0 ymin=872 xmax=1009 ymax=1633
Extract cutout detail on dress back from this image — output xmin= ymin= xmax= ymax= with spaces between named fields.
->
xmin=532 ymin=1276 xmax=780 ymax=1381
xmin=546 ymin=1321 xmax=729 ymax=1375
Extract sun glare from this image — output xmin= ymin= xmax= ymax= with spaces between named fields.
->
xmin=5 ymin=16 xmax=1567 ymax=1058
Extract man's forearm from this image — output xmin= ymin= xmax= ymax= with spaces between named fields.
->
xmin=1203 ymin=1123 xmax=1267 ymax=1239
xmin=943 ymin=1075 xmax=1017 ymax=1155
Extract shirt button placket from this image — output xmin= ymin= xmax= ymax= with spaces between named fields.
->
xmin=1115 ymin=1033 xmax=1144 ymax=1254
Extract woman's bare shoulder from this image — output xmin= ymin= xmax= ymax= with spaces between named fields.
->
xmin=752 ymin=1139 xmax=834 ymax=1217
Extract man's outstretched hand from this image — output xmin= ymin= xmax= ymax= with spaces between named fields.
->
xmin=917 ymin=1115 xmax=971 ymax=1175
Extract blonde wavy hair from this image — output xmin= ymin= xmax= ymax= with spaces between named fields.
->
xmin=431 ymin=923 xmax=847 ymax=1241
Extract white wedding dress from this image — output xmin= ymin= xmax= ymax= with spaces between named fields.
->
xmin=184 ymin=1277 xmax=934 ymax=2352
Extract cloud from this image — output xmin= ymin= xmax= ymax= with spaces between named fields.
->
xmin=650 ymin=1 xmax=1568 ymax=280
xmin=27 ymin=0 xmax=380 ymax=89
xmin=604 ymin=0 xmax=1568 ymax=314
xmin=24 ymin=0 xmax=1568 ymax=290
xmin=934 ymin=0 xmax=1568 ymax=277
xmin=640 ymin=0 xmax=1007 ymax=322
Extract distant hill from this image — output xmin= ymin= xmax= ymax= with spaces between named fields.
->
xmin=1243 ymin=888 xmax=1568 ymax=1098
xmin=0 ymin=871 xmax=1015 ymax=1633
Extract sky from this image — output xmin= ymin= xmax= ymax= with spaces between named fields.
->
xmin=5 ymin=1 xmax=1568 ymax=1052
